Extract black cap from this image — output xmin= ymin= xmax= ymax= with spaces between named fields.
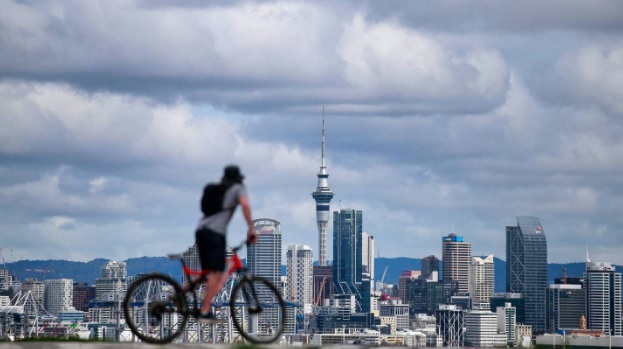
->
xmin=224 ymin=165 xmax=244 ymax=183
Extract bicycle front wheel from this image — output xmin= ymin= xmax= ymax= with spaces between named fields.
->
xmin=230 ymin=275 xmax=286 ymax=344
xmin=123 ymin=273 xmax=188 ymax=344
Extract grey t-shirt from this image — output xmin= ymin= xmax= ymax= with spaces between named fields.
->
xmin=196 ymin=183 xmax=247 ymax=235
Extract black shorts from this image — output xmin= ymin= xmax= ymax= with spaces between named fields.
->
xmin=195 ymin=227 xmax=226 ymax=271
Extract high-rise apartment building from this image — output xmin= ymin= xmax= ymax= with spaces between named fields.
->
xmin=362 ymin=232 xmax=375 ymax=286
xmin=470 ymin=254 xmax=495 ymax=308
xmin=585 ymin=261 xmax=622 ymax=335
xmin=496 ymin=302 xmax=517 ymax=347
xmin=311 ymin=113 xmax=334 ymax=267
xmin=95 ymin=261 xmax=127 ymax=298
xmin=361 ymin=232 xmax=375 ymax=313
xmin=333 ymin=208 xmax=363 ymax=310
xmin=506 ymin=216 xmax=547 ymax=333
xmin=44 ymin=279 xmax=73 ymax=316
xmin=442 ymin=233 xmax=471 ymax=295
xmin=286 ymin=244 xmax=313 ymax=313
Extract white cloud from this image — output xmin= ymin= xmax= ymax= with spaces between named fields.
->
xmin=0 ymin=82 xmax=242 ymax=173
xmin=337 ymin=15 xmax=509 ymax=111
xmin=530 ymin=40 xmax=623 ymax=115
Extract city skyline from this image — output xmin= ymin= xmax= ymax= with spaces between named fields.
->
xmin=1 ymin=1 xmax=623 ymax=265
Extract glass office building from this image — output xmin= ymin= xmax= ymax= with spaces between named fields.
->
xmin=547 ymin=281 xmax=585 ymax=332
xmin=333 ymin=208 xmax=363 ymax=311
xmin=506 ymin=216 xmax=548 ymax=333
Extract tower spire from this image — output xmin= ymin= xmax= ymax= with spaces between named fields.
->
xmin=312 ymin=106 xmax=334 ymax=267
xmin=322 ymin=106 xmax=326 ymax=168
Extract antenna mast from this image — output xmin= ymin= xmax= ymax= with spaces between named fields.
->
xmin=322 ymin=106 xmax=326 ymax=168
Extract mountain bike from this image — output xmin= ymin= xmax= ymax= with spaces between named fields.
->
xmin=123 ymin=241 xmax=286 ymax=344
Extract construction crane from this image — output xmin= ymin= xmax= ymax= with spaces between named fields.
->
xmin=315 ymin=276 xmax=327 ymax=306
xmin=376 ymin=265 xmax=389 ymax=292
xmin=23 ymin=268 xmax=53 ymax=280
xmin=380 ymin=266 xmax=388 ymax=284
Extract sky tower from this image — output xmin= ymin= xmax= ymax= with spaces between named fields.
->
xmin=312 ymin=109 xmax=334 ymax=267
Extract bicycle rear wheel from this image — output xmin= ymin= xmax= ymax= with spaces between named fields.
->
xmin=123 ymin=273 xmax=188 ymax=344
xmin=230 ymin=275 xmax=286 ymax=344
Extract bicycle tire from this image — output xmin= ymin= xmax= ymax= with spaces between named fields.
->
xmin=123 ymin=273 xmax=188 ymax=344
xmin=229 ymin=275 xmax=286 ymax=344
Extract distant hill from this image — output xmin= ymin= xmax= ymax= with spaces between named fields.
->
xmin=5 ymin=257 xmax=181 ymax=285
xmin=5 ymin=257 xmax=606 ymax=292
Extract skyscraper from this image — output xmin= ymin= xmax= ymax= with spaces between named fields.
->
xmin=362 ymin=233 xmax=375 ymax=283
xmin=470 ymin=254 xmax=495 ymax=308
xmin=506 ymin=216 xmax=548 ymax=333
xmin=247 ymin=218 xmax=289 ymax=333
xmin=585 ymin=261 xmax=622 ymax=335
xmin=442 ymin=233 xmax=471 ymax=295
xmin=362 ymin=232 xmax=375 ymax=312
xmin=286 ymin=244 xmax=313 ymax=313
xmin=333 ymin=208 xmax=363 ymax=310
xmin=311 ymin=111 xmax=334 ymax=267
xmin=248 ymin=218 xmax=283 ymax=287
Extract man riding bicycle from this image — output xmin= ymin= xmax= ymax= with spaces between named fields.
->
xmin=195 ymin=164 xmax=257 ymax=321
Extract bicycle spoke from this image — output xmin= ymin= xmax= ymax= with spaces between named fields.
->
xmin=230 ymin=276 xmax=286 ymax=344
xmin=123 ymin=274 xmax=188 ymax=344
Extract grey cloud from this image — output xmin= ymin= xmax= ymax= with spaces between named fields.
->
xmin=359 ymin=0 xmax=623 ymax=33
xmin=0 ymin=0 xmax=510 ymax=115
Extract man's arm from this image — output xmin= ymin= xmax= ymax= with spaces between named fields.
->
xmin=238 ymin=194 xmax=257 ymax=244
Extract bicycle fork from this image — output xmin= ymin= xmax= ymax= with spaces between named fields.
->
xmin=241 ymin=273 xmax=262 ymax=314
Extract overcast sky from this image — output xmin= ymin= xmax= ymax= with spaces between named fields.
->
xmin=1 ymin=0 xmax=623 ymax=267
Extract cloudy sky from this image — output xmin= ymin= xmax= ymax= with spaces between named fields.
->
xmin=1 ymin=0 xmax=623 ymax=266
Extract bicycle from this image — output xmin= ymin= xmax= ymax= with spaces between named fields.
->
xmin=123 ymin=241 xmax=286 ymax=344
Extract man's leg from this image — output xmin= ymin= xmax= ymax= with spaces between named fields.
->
xmin=201 ymin=270 xmax=223 ymax=315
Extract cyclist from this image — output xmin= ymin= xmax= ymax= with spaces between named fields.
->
xmin=195 ymin=164 xmax=257 ymax=321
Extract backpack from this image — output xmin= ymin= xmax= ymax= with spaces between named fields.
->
xmin=201 ymin=182 xmax=233 ymax=217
